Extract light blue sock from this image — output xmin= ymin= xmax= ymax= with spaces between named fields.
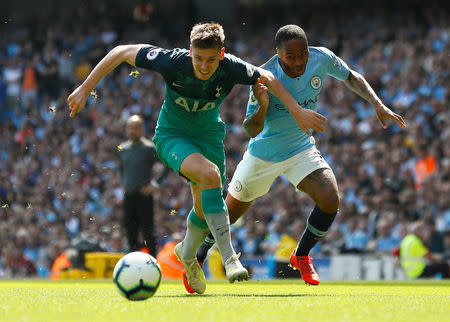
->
xmin=201 ymin=188 xmax=235 ymax=262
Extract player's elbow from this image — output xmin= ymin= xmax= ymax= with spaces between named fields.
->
xmin=111 ymin=45 xmax=136 ymax=65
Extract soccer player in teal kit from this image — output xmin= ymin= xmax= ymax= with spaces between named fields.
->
xmin=185 ymin=24 xmax=406 ymax=290
xmin=67 ymin=22 xmax=328 ymax=294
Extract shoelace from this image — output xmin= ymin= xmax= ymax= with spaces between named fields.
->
xmin=299 ymin=257 xmax=315 ymax=275
xmin=225 ymin=252 xmax=242 ymax=265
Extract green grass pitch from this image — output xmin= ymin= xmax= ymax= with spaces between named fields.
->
xmin=0 ymin=280 xmax=449 ymax=321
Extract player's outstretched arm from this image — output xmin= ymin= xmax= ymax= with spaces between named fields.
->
xmin=68 ymin=44 xmax=145 ymax=118
xmin=243 ymin=80 xmax=269 ymax=138
xmin=258 ymin=69 xmax=328 ymax=136
xmin=344 ymin=69 xmax=406 ymax=129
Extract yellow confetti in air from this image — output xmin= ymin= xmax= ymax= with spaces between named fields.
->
xmin=255 ymin=220 xmax=260 ymax=223
xmin=49 ymin=106 xmax=56 ymax=113
xmin=90 ymin=90 xmax=99 ymax=100
xmin=26 ymin=203 xmax=32 ymax=209
xmin=112 ymin=225 xmax=117 ymax=229
xmin=1 ymin=204 xmax=9 ymax=209
xmin=129 ymin=70 xmax=140 ymax=78
xmin=170 ymin=209 xmax=177 ymax=216
xmin=117 ymin=145 xmax=123 ymax=151
xmin=61 ymin=192 xmax=66 ymax=197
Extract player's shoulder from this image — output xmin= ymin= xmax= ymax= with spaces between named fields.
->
xmin=260 ymin=55 xmax=278 ymax=72
xmin=141 ymin=46 xmax=190 ymax=63
xmin=222 ymin=52 xmax=246 ymax=67
xmin=168 ymin=48 xmax=190 ymax=60
xmin=221 ymin=52 xmax=254 ymax=75
xmin=309 ymin=46 xmax=336 ymax=61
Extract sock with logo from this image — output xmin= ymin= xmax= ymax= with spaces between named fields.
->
xmin=201 ymin=188 xmax=235 ymax=263
xmin=295 ymin=205 xmax=337 ymax=256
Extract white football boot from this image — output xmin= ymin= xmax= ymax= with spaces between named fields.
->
xmin=224 ymin=253 xmax=249 ymax=283
xmin=174 ymin=242 xmax=206 ymax=294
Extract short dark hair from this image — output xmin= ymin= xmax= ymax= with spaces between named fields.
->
xmin=190 ymin=22 xmax=225 ymax=49
xmin=275 ymin=25 xmax=307 ymax=49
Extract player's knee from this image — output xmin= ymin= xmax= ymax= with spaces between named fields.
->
xmin=198 ymin=165 xmax=221 ymax=188
xmin=317 ymin=189 xmax=339 ymax=214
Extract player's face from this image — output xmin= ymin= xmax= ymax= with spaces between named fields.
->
xmin=190 ymin=45 xmax=225 ymax=80
xmin=277 ymin=38 xmax=309 ymax=78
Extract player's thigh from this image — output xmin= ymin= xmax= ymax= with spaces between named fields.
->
xmin=283 ymin=147 xmax=338 ymax=207
xmin=296 ymin=168 xmax=339 ymax=213
xmin=154 ymin=133 xmax=224 ymax=186
xmin=297 ymin=167 xmax=338 ymax=203
xmin=228 ymin=151 xmax=281 ymax=202
xmin=181 ymin=153 xmax=222 ymax=188
xmin=153 ymin=133 xmax=201 ymax=175
xmin=200 ymin=139 xmax=226 ymax=185
xmin=283 ymin=146 xmax=332 ymax=190
xmin=181 ymin=139 xmax=226 ymax=187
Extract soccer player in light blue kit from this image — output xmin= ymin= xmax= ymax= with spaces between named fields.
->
xmin=184 ymin=24 xmax=406 ymax=290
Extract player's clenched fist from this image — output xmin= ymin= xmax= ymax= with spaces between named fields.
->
xmin=68 ymin=86 xmax=90 ymax=118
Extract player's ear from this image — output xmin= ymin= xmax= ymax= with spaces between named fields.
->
xmin=189 ymin=45 xmax=193 ymax=57
xmin=219 ymin=47 xmax=225 ymax=60
xmin=276 ymin=46 xmax=281 ymax=56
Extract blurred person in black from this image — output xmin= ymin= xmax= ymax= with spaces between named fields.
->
xmin=119 ymin=114 xmax=166 ymax=256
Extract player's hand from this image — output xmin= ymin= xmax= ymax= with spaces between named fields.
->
xmin=293 ymin=107 xmax=328 ymax=136
xmin=252 ymin=79 xmax=269 ymax=109
xmin=374 ymin=103 xmax=407 ymax=129
xmin=68 ymin=85 xmax=90 ymax=118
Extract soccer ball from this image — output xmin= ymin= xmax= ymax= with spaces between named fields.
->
xmin=113 ymin=251 xmax=162 ymax=300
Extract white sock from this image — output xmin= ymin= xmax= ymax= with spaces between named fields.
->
xmin=203 ymin=211 xmax=235 ymax=263
xmin=181 ymin=216 xmax=210 ymax=261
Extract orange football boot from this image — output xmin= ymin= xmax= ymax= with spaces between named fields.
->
xmin=289 ymin=251 xmax=320 ymax=285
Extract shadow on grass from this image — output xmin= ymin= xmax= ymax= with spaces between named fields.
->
xmin=156 ymin=293 xmax=336 ymax=298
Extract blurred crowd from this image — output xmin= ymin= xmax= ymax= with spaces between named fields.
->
xmin=0 ymin=1 xmax=449 ymax=277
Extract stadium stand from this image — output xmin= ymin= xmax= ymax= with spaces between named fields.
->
xmin=0 ymin=1 xmax=448 ymax=278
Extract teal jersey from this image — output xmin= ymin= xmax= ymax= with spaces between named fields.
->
xmin=135 ymin=46 xmax=260 ymax=139
xmin=246 ymin=47 xmax=350 ymax=161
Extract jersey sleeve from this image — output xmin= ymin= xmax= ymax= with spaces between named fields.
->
xmin=224 ymin=53 xmax=261 ymax=85
xmin=245 ymin=88 xmax=260 ymax=116
xmin=319 ymin=47 xmax=350 ymax=81
xmin=135 ymin=45 xmax=174 ymax=77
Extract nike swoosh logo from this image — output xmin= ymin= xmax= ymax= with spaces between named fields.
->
xmin=172 ymin=82 xmax=184 ymax=88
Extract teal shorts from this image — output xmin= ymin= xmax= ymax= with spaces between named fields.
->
xmin=153 ymin=130 xmax=226 ymax=185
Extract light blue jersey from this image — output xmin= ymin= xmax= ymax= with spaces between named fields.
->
xmin=246 ymin=47 xmax=350 ymax=162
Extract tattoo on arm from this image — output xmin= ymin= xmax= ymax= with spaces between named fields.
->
xmin=344 ymin=70 xmax=382 ymax=106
